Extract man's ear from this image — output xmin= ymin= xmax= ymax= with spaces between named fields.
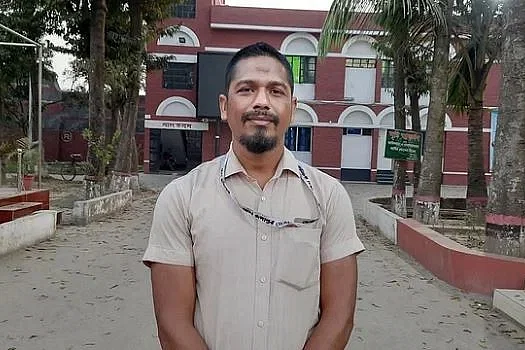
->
xmin=290 ymin=96 xmax=298 ymax=124
xmin=219 ymin=94 xmax=228 ymax=121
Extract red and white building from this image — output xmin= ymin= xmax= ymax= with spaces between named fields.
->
xmin=144 ymin=0 xmax=501 ymax=185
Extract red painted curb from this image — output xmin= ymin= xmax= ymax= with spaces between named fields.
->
xmin=397 ymin=218 xmax=525 ymax=295
xmin=486 ymin=214 xmax=525 ymax=226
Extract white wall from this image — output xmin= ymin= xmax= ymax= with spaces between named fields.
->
xmin=294 ymin=83 xmax=315 ymax=100
xmin=377 ymin=129 xmax=392 ymax=170
xmin=345 ymin=68 xmax=376 ymax=103
xmin=293 ymin=151 xmax=312 ymax=165
xmin=341 ymin=135 xmax=372 ymax=169
xmin=381 ymin=89 xmax=430 ymax=107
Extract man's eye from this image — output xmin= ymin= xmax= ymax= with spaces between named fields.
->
xmin=271 ymin=89 xmax=284 ymax=95
xmin=238 ymin=87 xmax=252 ymax=93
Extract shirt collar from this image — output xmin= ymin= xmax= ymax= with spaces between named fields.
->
xmin=223 ymin=145 xmax=301 ymax=179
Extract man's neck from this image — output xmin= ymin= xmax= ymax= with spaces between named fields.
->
xmin=231 ymin=141 xmax=284 ymax=188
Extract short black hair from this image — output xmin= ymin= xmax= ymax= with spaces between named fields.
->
xmin=224 ymin=42 xmax=294 ymax=95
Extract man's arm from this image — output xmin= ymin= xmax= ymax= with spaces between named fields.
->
xmin=303 ymin=254 xmax=359 ymax=350
xmin=151 ymin=263 xmax=208 ymax=350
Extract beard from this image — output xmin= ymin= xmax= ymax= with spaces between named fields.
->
xmin=239 ymin=127 xmax=278 ymax=154
xmin=238 ymin=110 xmax=280 ymax=154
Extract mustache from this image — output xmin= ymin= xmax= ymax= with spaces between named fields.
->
xmin=241 ymin=110 xmax=279 ymax=125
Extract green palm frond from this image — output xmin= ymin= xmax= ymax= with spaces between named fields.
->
xmin=447 ymin=0 xmax=505 ymax=112
xmin=319 ymin=0 xmax=446 ymax=56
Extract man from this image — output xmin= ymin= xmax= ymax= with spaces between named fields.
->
xmin=143 ymin=42 xmax=365 ymax=350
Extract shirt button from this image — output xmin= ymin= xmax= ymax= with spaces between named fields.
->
xmin=257 ymin=320 xmax=265 ymax=328
xmin=261 ymin=196 xmax=266 ymax=201
xmin=259 ymin=276 xmax=267 ymax=283
xmin=261 ymin=234 xmax=268 ymax=241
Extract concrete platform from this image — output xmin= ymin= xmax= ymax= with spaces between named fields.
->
xmin=0 ymin=210 xmax=57 ymax=256
xmin=493 ymin=289 xmax=525 ymax=328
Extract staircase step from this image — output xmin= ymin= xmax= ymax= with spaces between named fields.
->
xmin=0 ymin=202 xmax=43 ymax=224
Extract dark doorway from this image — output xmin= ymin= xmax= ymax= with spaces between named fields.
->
xmin=149 ymin=129 xmax=202 ymax=173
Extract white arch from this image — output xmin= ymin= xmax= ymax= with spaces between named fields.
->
xmin=376 ymin=106 xmax=453 ymax=130
xmin=377 ymin=106 xmax=394 ymax=127
xmin=292 ymin=102 xmax=319 ymax=125
xmin=155 ymin=96 xmax=196 ymax=117
xmin=337 ymin=105 xmax=375 ymax=127
xmin=280 ymin=33 xmax=318 ymax=56
xmin=157 ymin=25 xmax=200 ymax=47
xmin=341 ymin=35 xmax=377 ymax=58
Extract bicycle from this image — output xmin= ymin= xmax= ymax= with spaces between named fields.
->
xmin=60 ymin=153 xmax=84 ymax=181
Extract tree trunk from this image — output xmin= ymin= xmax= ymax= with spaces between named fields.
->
xmin=409 ymin=91 xmax=422 ymax=196
xmin=413 ymin=0 xmax=452 ymax=225
xmin=485 ymin=0 xmax=525 ymax=258
xmin=113 ymin=0 xmax=141 ymax=183
xmin=391 ymin=54 xmax=407 ymax=217
xmin=466 ymin=95 xmax=487 ymax=226
xmin=88 ymin=0 xmax=108 ymax=178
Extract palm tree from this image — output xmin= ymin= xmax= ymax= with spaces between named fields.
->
xmin=485 ymin=0 xmax=525 ymax=257
xmin=405 ymin=47 xmax=432 ymax=195
xmin=373 ymin=6 xmax=434 ymax=216
xmin=412 ymin=0 xmax=453 ymax=224
xmin=448 ymin=0 xmax=504 ymax=225
xmin=319 ymin=0 xmax=445 ymax=218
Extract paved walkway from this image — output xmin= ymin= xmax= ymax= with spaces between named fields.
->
xmin=0 ymin=177 xmax=524 ymax=350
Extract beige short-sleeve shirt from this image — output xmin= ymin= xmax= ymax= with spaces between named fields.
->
xmin=143 ymin=148 xmax=365 ymax=350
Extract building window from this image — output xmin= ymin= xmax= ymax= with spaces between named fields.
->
xmin=343 ymin=128 xmax=372 ymax=136
xmin=381 ymin=60 xmax=394 ymax=89
xmin=286 ymin=56 xmax=316 ymax=84
xmin=285 ymin=127 xmax=312 ymax=152
xmin=346 ymin=58 xmax=377 ymax=68
xmin=171 ymin=0 xmax=196 ymax=18
xmin=163 ymin=63 xmax=195 ymax=90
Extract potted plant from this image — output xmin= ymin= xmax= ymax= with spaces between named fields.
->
xmin=21 ymin=148 xmax=38 ymax=190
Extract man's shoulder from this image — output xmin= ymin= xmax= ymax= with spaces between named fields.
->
xmin=162 ymin=156 xmax=224 ymax=193
xmin=297 ymin=161 xmax=340 ymax=188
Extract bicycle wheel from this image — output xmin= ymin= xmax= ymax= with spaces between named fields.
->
xmin=60 ymin=162 xmax=77 ymax=181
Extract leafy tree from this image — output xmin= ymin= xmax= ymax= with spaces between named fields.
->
xmin=47 ymin=0 xmax=175 ymax=177
xmin=0 ymin=0 xmax=56 ymax=136
xmin=88 ymin=0 xmax=108 ymax=178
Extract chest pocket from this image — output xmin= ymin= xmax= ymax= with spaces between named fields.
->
xmin=274 ymin=228 xmax=321 ymax=290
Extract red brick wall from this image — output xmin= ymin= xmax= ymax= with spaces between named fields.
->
xmin=443 ymin=131 xmax=467 ymax=173
xmin=484 ymin=64 xmax=501 ymax=107
xmin=202 ymin=121 xmax=232 ymax=161
xmin=312 ymin=127 xmax=341 ymax=168
xmin=311 ymin=104 xmax=346 ymax=123
xmin=43 ymin=131 xmax=88 ymax=162
xmin=145 ymin=69 xmax=196 ymax=116
xmin=315 ymin=57 xmax=345 ymax=101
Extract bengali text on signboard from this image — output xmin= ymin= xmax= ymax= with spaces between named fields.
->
xmin=384 ymin=129 xmax=422 ymax=161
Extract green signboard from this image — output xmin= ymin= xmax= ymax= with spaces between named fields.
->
xmin=384 ymin=129 xmax=422 ymax=161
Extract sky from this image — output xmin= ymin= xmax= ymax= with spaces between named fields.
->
xmin=50 ymin=0 xmax=335 ymax=90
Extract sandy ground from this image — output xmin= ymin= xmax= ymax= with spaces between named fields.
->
xmin=0 ymin=179 xmax=524 ymax=350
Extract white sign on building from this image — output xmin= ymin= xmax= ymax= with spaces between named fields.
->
xmin=144 ymin=120 xmax=209 ymax=131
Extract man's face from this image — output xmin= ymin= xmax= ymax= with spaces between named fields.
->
xmin=219 ymin=56 xmax=297 ymax=154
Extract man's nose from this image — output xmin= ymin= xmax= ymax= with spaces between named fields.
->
xmin=253 ymin=88 xmax=270 ymax=109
